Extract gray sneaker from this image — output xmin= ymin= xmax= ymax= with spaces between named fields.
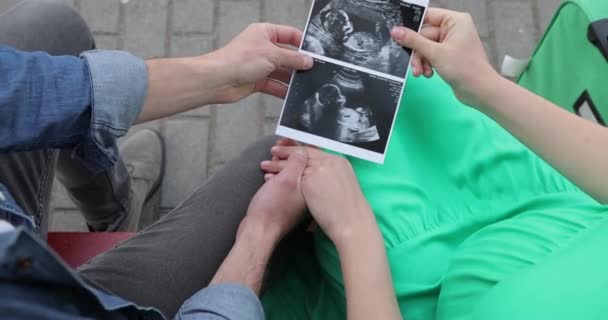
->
xmin=117 ymin=129 xmax=165 ymax=231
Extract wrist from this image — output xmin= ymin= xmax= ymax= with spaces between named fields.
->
xmin=189 ymin=52 xmax=234 ymax=105
xmin=210 ymin=217 xmax=278 ymax=294
xmin=331 ymin=206 xmax=380 ymax=251
xmin=334 ymin=220 xmax=383 ymax=255
xmin=237 ymin=216 xmax=282 ymax=252
xmin=459 ymin=67 xmax=505 ymax=109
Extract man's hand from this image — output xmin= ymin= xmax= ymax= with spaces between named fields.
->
xmin=210 ymin=148 xmax=308 ymax=295
xmin=243 ymin=146 xmax=308 ymax=241
xmin=209 ymin=23 xmax=314 ymax=104
xmin=138 ymin=23 xmax=313 ymax=123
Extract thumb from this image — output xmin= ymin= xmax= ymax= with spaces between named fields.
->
xmin=391 ymin=27 xmax=439 ymax=63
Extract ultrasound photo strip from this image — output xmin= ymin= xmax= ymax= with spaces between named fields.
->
xmin=276 ymin=0 xmax=428 ymax=164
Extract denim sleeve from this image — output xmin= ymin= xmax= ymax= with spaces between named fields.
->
xmin=0 ymin=45 xmax=147 ymax=173
xmin=175 ymin=284 xmax=265 ymax=320
xmin=78 ymin=50 xmax=148 ymax=171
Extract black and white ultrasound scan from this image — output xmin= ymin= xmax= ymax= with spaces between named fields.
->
xmin=277 ymin=0 xmax=427 ymax=164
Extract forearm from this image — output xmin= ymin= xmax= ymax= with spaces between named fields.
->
xmin=476 ymin=74 xmax=608 ymax=203
xmin=210 ymin=219 xmax=279 ymax=295
xmin=137 ymin=54 xmax=227 ymax=123
xmin=335 ymin=211 xmax=401 ymax=320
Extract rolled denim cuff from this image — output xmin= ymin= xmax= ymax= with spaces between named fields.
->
xmin=175 ymin=284 xmax=265 ymax=320
xmin=77 ymin=50 xmax=148 ymax=172
xmin=0 ymin=185 xmax=36 ymax=233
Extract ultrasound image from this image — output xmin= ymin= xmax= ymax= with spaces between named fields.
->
xmin=280 ymin=59 xmax=402 ymax=153
xmin=303 ymin=0 xmax=423 ymax=78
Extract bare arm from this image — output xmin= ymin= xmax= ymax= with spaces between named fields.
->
xmin=392 ymin=8 xmax=608 ymax=203
xmin=211 ymin=149 xmax=309 ymax=293
xmin=475 ymin=74 xmax=608 ymax=203
xmin=335 ymin=212 xmax=401 ymax=320
xmin=136 ymin=23 xmax=313 ymax=124
xmin=210 ymin=220 xmax=279 ymax=295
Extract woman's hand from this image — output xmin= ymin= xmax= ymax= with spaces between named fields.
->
xmin=207 ymin=23 xmax=314 ymax=104
xmin=262 ymin=141 xmax=377 ymax=247
xmin=391 ymin=8 xmax=497 ymax=106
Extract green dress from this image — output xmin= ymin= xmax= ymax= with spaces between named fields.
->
xmin=262 ymin=74 xmax=608 ymax=320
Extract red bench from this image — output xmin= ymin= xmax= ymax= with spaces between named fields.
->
xmin=48 ymin=232 xmax=135 ymax=268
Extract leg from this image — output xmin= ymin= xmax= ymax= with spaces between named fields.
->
xmin=474 ymin=218 xmax=608 ymax=320
xmin=78 ymin=136 xmax=277 ymax=318
xmin=436 ymin=197 xmax=608 ymax=320
xmin=0 ymin=0 xmax=95 ymax=235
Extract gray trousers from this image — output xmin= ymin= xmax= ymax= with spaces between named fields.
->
xmin=0 ymin=1 xmax=287 ymax=317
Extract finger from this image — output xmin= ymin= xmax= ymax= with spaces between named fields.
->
xmin=276 ymin=48 xmax=314 ymax=71
xmin=267 ymin=24 xmax=304 ymax=47
xmin=271 ymin=146 xmax=323 ymax=159
xmin=423 ymin=60 xmax=434 ymax=78
xmin=411 ymin=53 xmax=424 ymax=77
xmin=275 ymin=139 xmax=299 ymax=160
xmin=391 ymin=27 xmax=439 ymax=62
xmin=268 ymin=68 xmax=293 ymax=84
xmin=271 ymin=138 xmax=295 ymax=161
xmin=274 ymin=138 xmax=299 ymax=150
xmin=264 ymin=173 xmax=275 ymax=182
xmin=260 ymin=160 xmax=288 ymax=174
xmin=424 ymin=7 xmax=454 ymax=27
xmin=259 ymin=79 xmax=289 ymax=99
xmin=420 ymin=25 xmax=441 ymax=42
xmin=275 ymin=148 xmax=308 ymax=182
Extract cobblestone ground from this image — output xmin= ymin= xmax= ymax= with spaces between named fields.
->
xmin=0 ymin=0 xmax=561 ymax=231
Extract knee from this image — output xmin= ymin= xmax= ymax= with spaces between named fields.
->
xmin=9 ymin=0 xmax=94 ymax=55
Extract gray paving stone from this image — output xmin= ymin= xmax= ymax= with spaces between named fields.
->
xmin=170 ymin=34 xmax=215 ymax=56
xmin=263 ymin=0 xmax=310 ymax=29
xmin=211 ymin=95 xmax=263 ymax=168
xmin=124 ymin=0 xmax=169 ymax=58
xmin=161 ymin=118 xmax=210 ymax=209
xmin=181 ymin=106 xmax=212 ymax=118
xmin=536 ymin=0 xmax=562 ymax=33
xmin=80 ymin=0 xmax=120 ymax=33
xmin=482 ymin=38 xmax=497 ymax=67
xmin=439 ymin=0 xmax=490 ymax=38
xmin=49 ymin=209 xmax=87 ymax=232
xmin=218 ymin=0 xmax=261 ymax=46
xmin=0 ymin=0 xmax=75 ymax=13
xmin=211 ymin=0 xmax=263 ymax=167
xmin=492 ymin=1 xmax=538 ymax=61
xmin=94 ymin=34 xmax=120 ymax=49
xmin=51 ymin=179 xmax=77 ymax=210
xmin=172 ymin=0 xmax=215 ymax=33
xmin=264 ymin=117 xmax=278 ymax=136
xmin=262 ymin=94 xmax=284 ymax=118
xmin=0 ymin=0 xmax=21 ymax=13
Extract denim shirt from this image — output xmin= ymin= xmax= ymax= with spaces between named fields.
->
xmin=0 ymin=45 xmax=264 ymax=319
